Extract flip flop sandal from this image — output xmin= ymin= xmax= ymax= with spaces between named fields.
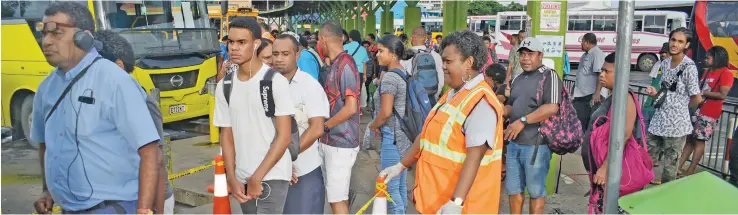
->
xmin=650 ymin=180 xmax=662 ymax=185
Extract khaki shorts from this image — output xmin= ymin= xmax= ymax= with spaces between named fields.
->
xmin=319 ymin=143 xmax=359 ymax=203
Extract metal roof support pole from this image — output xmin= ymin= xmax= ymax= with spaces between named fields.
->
xmin=404 ymin=0 xmax=421 ymax=37
xmin=351 ymin=3 xmax=362 ymax=33
xmin=442 ymin=0 xmax=468 ymax=36
xmin=366 ymin=1 xmax=384 ymax=37
xmin=441 ymin=1 xmax=456 ymax=36
xmin=282 ymin=13 xmax=288 ymax=32
xmin=380 ymin=0 xmax=395 ymax=34
xmin=604 ymin=0 xmax=635 ymax=214
xmin=360 ymin=1 xmax=373 ymax=37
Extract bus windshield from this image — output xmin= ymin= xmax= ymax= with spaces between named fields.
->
xmin=707 ymin=1 xmax=738 ymax=38
xmin=100 ymin=0 xmax=209 ymax=29
xmin=98 ymin=0 xmax=218 ymax=57
xmin=117 ymin=28 xmax=220 ymax=58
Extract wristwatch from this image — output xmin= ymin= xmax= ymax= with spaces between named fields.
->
xmin=520 ymin=116 xmax=529 ymax=126
xmin=452 ymin=197 xmax=464 ymax=206
xmin=324 ymin=125 xmax=330 ymax=133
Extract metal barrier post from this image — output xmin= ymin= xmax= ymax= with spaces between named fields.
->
xmin=604 ymin=1 xmax=635 ymax=213
xmin=725 ymin=110 xmax=737 ymax=176
xmin=207 ymin=80 xmax=220 ymax=146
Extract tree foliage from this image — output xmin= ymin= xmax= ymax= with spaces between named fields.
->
xmin=468 ymin=1 xmax=527 ymax=16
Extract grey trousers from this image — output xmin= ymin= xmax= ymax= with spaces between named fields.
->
xmin=239 ymin=180 xmax=289 ymax=214
xmin=647 ymin=134 xmax=687 ymax=183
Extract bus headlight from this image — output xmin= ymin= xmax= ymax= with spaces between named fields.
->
xmin=202 ymin=76 xmax=217 ymax=96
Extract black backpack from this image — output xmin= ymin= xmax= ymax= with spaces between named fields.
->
xmin=222 ymin=69 xmax=300 ymax=161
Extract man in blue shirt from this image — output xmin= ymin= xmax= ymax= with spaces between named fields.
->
xmin=343 ymin=30 xmax=369 ymax=110
xmin=297 ymin=36 xmax=321 ymax=80
xmin=220 ymin=35 xmax=230 ymax=61
xmin=31 ymin=2 xmax=161 ymax=214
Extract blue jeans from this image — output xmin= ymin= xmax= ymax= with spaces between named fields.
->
xmin=504 ymin=141 xmax=552 ymax=198
xmin=63 ymin=200 xmax=138 ymax=214
xmin=380 ymin=126 xmax=407 ymax=214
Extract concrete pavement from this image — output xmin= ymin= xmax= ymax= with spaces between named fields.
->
xmin=175 ymin=115 xmax=595 ymax=214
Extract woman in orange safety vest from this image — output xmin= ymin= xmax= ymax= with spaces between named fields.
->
xmin=379 ymin=30 xmax=505 ymax=214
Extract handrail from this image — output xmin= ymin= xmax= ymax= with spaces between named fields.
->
xmin=563 ymin=74 xmax=736 ymax=178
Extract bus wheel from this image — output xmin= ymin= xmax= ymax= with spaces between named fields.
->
xmin=638 ymin=54 xmax=657 ymax=72
xmin=19 ymin=95 xmax=38 ymax=149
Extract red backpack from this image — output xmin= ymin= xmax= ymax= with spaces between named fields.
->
xmin=534 ymin=67 xmax=584 ymax=155
xmin=587 ymin=92 xmax=655 ymax=214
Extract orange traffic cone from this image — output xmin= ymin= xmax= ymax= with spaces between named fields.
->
xmin=372 ymin=177 xmax=388 ymax=215
xmin=208 ymin=148 xmax=230 ymax=193
xmin=212 ymin=155 xmax=231 ymax=214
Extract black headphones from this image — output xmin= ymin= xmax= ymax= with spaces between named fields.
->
xmin=73 ymin=29 xmax=94 ymax=51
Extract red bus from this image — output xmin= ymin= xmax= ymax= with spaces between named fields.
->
xmin=691 ymin=0 xmax=738 ymax=96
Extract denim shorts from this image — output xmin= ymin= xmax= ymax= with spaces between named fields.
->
xmin=504 ymin=141 xmax=552 ymax=198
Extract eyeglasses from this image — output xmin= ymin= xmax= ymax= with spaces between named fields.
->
xmin=36 ymin=21 xmax=76 ymax=35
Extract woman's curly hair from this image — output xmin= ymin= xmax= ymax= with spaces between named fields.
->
xmin=440 ymin=30 xmax=488 ymax=71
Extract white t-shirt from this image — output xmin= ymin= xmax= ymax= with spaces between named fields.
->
xmin=288 ymin=70 xmax=330 ymax=176
xmin=213 ymin=63 xmax=295 ymax=182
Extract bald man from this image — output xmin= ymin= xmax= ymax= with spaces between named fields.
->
xmin=401 ymin=27 xmax=445 ymax=102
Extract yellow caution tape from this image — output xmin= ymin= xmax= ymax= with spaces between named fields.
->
xmin=167 ymin=160 xmax=215 ymax=180
xmin=30 ymin=205 xmax=62 ymax=214
xmin=29 ymin=160 xmax=220 ymax=214
xmin=355 ymin=181 xmax=395 ymax=215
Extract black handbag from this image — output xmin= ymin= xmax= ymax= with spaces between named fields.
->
xmin=652 ymin=62 xmax=693 ymax=109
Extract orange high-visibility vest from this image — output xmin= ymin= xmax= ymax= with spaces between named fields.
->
xmin=413 ymin=80 xmax=504 ymax=214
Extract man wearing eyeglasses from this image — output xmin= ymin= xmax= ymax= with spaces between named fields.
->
xmin=30 ymin=2 xmax=161 ymax=214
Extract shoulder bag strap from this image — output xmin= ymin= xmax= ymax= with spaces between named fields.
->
xmin=223 ymin=72 xmax=234 ymax=105
xmin=306 ymin=49 xmax=322 ymax=67
xmin=260 ymin=69 xmax=277 ymax=117
xmin=351 ymin=45 xmax=361 ymax=56
xmin=45 ymin=57 xmax=102 ymax=123
xmin=351 ymin=44 xmax=361 ymax=57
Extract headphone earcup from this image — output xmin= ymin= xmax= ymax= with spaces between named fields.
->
xmin=74 ymin=30 xmax=94 ymax=51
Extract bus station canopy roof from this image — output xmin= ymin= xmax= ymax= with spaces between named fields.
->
xmin=257 ymin=0 xmax=329 ymax=18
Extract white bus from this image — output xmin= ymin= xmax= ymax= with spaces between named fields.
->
xmin=468 ymin=15 xmax=497 ymax=33
xmin=495 ymin=10 xmax=688 ymax=71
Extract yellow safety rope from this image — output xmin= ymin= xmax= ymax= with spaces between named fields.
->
xmin=355 ymin=181 xmax=395 ymax=215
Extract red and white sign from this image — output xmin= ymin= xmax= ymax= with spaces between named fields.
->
xmin=540 ymin=2 xmax=561 ymax=32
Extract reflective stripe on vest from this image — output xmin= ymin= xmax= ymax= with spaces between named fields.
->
xmin=419 ymin=86 xmax=503 ymax=165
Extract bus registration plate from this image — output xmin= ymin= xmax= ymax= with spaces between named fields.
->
xmin=169 ymin=104 xmax=186 ymax=115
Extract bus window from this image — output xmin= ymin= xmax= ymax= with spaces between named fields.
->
xmin=644 ymin=15 xmax=666 ymax=34
xmin=667 ymin=19 xmax=675 ymax=32
xmin=568 ymin=15 xmax=592 ymax=31
xmin=593 ymin=15 xmax=617 ymax=31
xmin=500 ymin=15 xmax=523 ymax=31
xmin=1 ymin=1 xmax=53 ymax=47
xmin=707 ymin=2 xmax=738 ymax=37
